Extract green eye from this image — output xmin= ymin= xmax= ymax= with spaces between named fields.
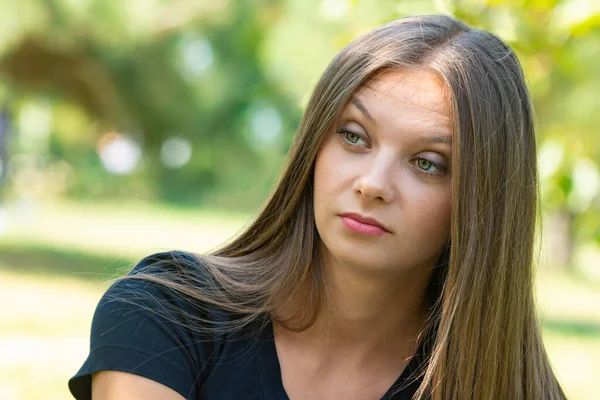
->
xmin=417 ymin=159 xmax=434 ymax=171
xmin=346 ymin=132 xmax=360 ymax=143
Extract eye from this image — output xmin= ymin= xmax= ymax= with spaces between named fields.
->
xmin=346 ymin=131 xmax=361 ymax=144
xmin=336 ymin=128 xmax=368 ymax=149
xmin=415 ymin=157 xmax=446 ymax=175
xmin=417 ymin=158 xmax=436 ymax=171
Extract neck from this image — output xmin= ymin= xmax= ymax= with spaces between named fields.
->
xmin=275 ymin=250 xmax=434 ymax=362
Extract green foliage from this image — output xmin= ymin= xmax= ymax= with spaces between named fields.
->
xmin=0 ymin=0 xmax=598 ymax=248
xmin=0 ymin=0 xmax=301 ymax=209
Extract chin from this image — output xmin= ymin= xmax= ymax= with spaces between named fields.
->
xmin=323 ymin=240 xmax=396 ymax=272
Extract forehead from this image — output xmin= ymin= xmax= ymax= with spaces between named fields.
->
xmin=352 ymin=68 xmax=452 ymax=127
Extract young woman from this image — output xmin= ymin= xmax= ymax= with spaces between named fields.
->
xmin=69 ymin=15 xmax=566 ymax=400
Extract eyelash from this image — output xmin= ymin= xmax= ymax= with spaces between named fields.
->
xmin=336 ymin=128 xmax=366 ymax=150
xmin=335 ymin=128 xmax=448 ymax=177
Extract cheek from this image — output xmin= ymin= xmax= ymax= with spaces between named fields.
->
xmin=313 ymin=143 xmax=348 ymax=201
xmin=407 ymin=189 xmax=452 ymax=241
xmin=313 ymin=143 xmax=353 ymax=235
xmin=313 ymin=149 xmax=333 ymax=223
xmin=313 ymin=153 xmax=329 ymax=205
xmin=397 ymin=173 xmax=451 ymax=241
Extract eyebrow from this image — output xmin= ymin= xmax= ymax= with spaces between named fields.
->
xmin=351 ymin=97 xmax=375 ymax=122
xmin=350 ymin=96 xmax=452 ymax=145
xmin=418 ymin=135 xmax=452 ymax=145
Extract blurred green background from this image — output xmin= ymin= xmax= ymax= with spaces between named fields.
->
xmin=0 ymin=0 xmax=598 ymax=399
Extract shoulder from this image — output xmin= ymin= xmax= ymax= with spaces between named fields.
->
xmin=68 ymin=251 xmax=231 ymax=400
xmin=128 ymin=250 xmax=204 ymax=278
xmin=98 ymin=251 xmax=213 ymax=326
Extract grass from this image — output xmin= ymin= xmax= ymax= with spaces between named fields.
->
xmin=2 ymin=200 xmax=251 ymax=259
xmin=0 ymin=200 xmax=250 ymax=400
xmin=0 ymin=200 xmax=599 ymax=399
xmin=537 ymin=274 xmax=600 ymax=399
xmin=0 ymin=268 xmax=105 ymax=400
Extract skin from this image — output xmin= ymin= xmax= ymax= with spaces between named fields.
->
xmin=274 ymin=68 xmax=453 ymax=400
xmin=92 ymin=370 xmax=184 ymax=399
xmin=91 ymin=68 xmax=452 ymax=399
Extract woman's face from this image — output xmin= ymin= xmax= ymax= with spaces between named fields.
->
xmin=313 ymin=68 xmax=452 ymax=275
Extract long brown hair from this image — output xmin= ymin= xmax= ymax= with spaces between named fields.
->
xmin=126 ymin=15 xmax=565 ymax=399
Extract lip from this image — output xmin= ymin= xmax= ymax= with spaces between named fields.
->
xmin=339 ymin=212 xmax=390 ymax=236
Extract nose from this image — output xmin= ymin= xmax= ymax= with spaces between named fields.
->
xmin=353 ymin=154 xmax=396 ymax=203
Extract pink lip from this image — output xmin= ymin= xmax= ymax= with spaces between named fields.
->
xmin=339 ymin=213 xmax=389 ymax=236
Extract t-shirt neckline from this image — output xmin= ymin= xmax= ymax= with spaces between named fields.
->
xmin=257 ymin=318 xmax=425 ymax=400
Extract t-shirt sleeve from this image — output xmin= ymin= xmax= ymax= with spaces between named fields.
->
xmin=69 ymin=252 xmax=219 ymax=400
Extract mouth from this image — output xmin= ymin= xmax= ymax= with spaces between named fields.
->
xmin=339 ymin=212 xmax=390 ymax=236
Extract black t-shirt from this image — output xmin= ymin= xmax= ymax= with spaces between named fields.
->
xmin=69 ymin=251 xmax=427 ymax=399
